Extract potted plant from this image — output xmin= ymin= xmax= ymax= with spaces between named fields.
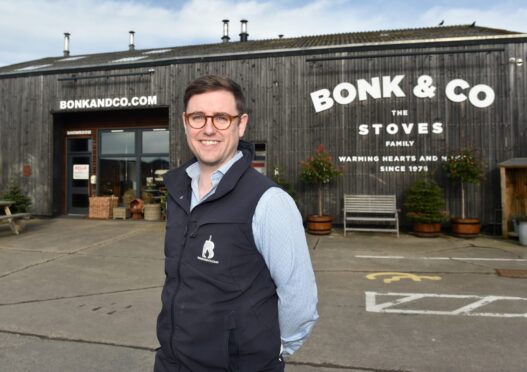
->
xmin=122 ymin=188 xmax=136 ymax=209
xmin=442 ymin=149 xmax=485 ymax=237
xmin=300 ymin=144 xmax=342 ymax=234
xmin=404 ymin=178 xmax=448 ymax=237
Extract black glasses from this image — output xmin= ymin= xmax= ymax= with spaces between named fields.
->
xmin=184 ymin=112 xmax=240 ymax=130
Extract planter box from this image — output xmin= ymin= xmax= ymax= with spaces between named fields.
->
xmin=89 ymin=196 xmax=119 ymax=219
xmin=307 ymin=215 xmax=333 ymax=235
xmin=412 ymin=222 xmax=441 ymax=238
xmin=113 ymin=207 xmax=130 ymax=220
xmin=451 ymin=217 xmax=480 ymax=238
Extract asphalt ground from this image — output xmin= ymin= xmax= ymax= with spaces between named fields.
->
xmin=0 ymin=218 xmax=526 ymax=372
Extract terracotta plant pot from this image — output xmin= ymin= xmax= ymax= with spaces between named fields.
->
xmin=412 ymin=222 xmax=441 ymax=238
xmin=307 ymin=215 xmax=333 ymax=235
xmin=130 ymin=198 xmax=144 ymax=220
xmin=451 ymin=217 xmax=480 ymax=238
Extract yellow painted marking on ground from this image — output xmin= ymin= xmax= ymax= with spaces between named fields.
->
xmin=366 ymin=272 xmax=442 ymax=284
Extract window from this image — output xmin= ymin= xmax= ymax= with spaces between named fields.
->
xmin=252 ymin=143 xmax=267 ymax=175
xmin=98 ymin=129 xmax=169 ymax=205
xmin=101 ymin=130 xmax=135 ymax=154
xmin=142 ymin=129 xmax=169 ymax=154
xmin=99 ymin=157 xmax=137 ymax=196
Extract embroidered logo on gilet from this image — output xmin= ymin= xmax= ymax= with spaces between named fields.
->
xmin=197 ymin=235 xmax=219 ymax=264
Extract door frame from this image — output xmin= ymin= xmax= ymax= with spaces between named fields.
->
xmin=66 ymin=138 xmax=92 ymax=215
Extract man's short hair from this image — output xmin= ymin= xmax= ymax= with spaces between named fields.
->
xmin=184 ymin=75 xmax=247 ymax=114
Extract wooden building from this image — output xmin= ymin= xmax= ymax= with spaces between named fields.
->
xmin=0 ymin=23 xmax=526 ymax=229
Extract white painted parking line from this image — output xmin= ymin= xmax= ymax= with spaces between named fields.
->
xmin=356 ymin=255 xmax=527 ymax=262
xmin=365 ymin=291 xmax=527 ymax=318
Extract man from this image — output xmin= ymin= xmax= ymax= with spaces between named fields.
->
xmin=155 ymin=75 xmax=318 ymax=372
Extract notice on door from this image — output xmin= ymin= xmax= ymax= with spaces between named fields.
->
xmin=73 ymin=164 xmax=89 ymax=180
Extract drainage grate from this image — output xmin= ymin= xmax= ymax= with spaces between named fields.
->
xmin=495 ymin=269 xmax=527 ymax=278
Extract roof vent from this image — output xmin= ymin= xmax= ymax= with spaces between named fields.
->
xmin=222 ymin=19 xmax=230 ymax=43
xmin=239 ymin=19 xmax=248 ymax=42
xmin=129 ymin=31 xmax=135 ymax=51
xmin=63 ymin=33 xmax=70 ymax=57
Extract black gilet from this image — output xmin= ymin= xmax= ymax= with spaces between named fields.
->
xmin=156 ymin=141 xmax=282 ymax=372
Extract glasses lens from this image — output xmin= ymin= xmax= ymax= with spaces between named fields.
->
xmin=213 ymin=114 xmax=231 ymax=129
xmin=188 ymin=113 xmax=206 ymax=128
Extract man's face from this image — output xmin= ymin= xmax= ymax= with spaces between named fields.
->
xmin=183 ymin=90 xmax=248 ymax=172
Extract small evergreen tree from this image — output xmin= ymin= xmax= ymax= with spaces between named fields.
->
xmin=405 ymin=178 xmax=447 ymax=223
xmin=2 ymin=182 xmax=32 ymax=213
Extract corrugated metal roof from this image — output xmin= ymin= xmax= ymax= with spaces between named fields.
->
xmin=498 ymin=158 xmax=527 ymax=168
xmin=0 ymin=24 xmax=524 ymax=76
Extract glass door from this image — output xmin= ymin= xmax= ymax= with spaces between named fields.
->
xmin=98 ymin=130 xmax=137 ymax=202
xmin=67 ymin=138 xmax=92 ymax=215
xmin=98 ymin=129 xmax=169 ymax=205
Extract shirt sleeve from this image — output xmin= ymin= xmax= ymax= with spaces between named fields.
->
xmin=253 ymin=187 xmax=319 ymax=356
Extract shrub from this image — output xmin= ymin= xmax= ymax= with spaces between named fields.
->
xmin=404 ymin=178 xmax=447 ymax=223
xmin=2 ymin=182 xmax=32 ymax=213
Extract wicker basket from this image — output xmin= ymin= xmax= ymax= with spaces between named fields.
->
xmin=89 ymin=196 xmax=119 ymax=219
xmin=144 ymin=203 xmax=161 ymax=221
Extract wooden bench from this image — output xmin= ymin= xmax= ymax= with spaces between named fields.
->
xmin=0 ymin=213 xmax=31 ymax=235
xmin=343 ymin=194 xmax=399 ymax=237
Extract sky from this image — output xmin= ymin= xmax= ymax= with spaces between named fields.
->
xmin=1 ymin=0 xmax=526 ymax=67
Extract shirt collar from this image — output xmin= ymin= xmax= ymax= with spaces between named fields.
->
xmin=185 ymin=150 xmax=244 ymax=182
xmin=185 ymin=151 xmax=244 ymax=208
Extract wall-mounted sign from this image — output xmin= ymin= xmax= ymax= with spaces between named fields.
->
xmin=73 ymin=164 xmax=89 ymax=180
xmin=310 ymin=75 xmax=495 ymax=112
xmin=59 ymin=95 xmax=157 ymax=110
xmin=311 ymin=74 xmax=496 ymax=174
xmin=336 ymin=107 xmax=448 ymax=173
xmin=67 ymin=130 xmax=92 ymax=135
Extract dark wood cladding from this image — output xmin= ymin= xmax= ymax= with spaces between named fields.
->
xmin=1 ymin=41 xmax=526 ymax=228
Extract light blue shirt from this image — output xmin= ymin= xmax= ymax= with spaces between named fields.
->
xmin=186 ymin=151 xmax=319 ymax=356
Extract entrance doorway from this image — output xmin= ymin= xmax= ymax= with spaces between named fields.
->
xmin=67 ymin=138 xmax=92 ymax=215
xmin=53 ymin=108 xmax=169 ymax=216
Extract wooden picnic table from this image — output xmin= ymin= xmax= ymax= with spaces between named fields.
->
xmin=0 ymin=200 xmax=31 ymax=235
